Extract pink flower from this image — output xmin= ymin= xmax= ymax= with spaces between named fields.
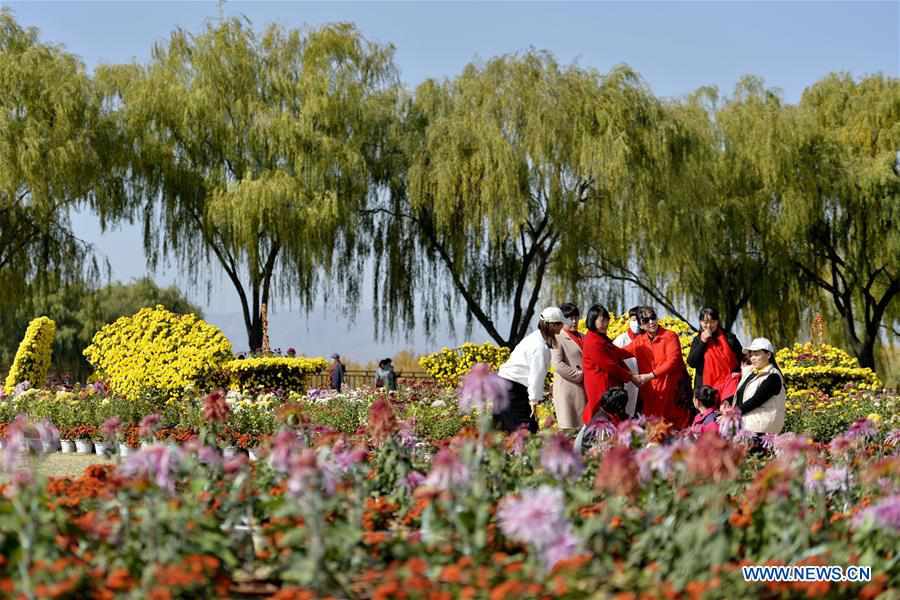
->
xmin=505 ymin=428 xmax=530 ymax=455
xmin=497 ymin=485 xmax=567 ymax=547
xmin=120 ymin=444 xmax=183 ymax=494
xmin=616 ymin=420 xmax=645 ymax=447
xmin=224 ymin=453 xmax=248 ymax=474
xmin=458 ymin=363 xmax=510 ymax=414
xmin=286 ymin=449 xmax=320 ymax=497
xmin=884 ymin=429 xmax=900 ymax=449
xmin=541 ymin=433 xmax=583 ymax=480
xmin=139 ymin=414 xmax=162 ymax=439
xmin=541 ymin=526 xmax=581 ymax=570
xmin=773 ymin=432 xmax=816 ymax=458
xmin=823 ymin=466 xmax=850 ymax=493
xmin=198 ymin=445 xmax=223 ymax=467
xmin=101 ymin=417 xmax=122 ymax=439
xmin=423 ymin=448 xmax=469 ymax=491
xmin=635 ymin=444 xmax=673 ymax=482
xmin=717 ymin=403 xmax=743 ymax=439
xmin=397 ymin=419 xmax=418 ymax=449
xmin=804 ymin=466 xmax=825 ymax=494
xmin=854 ymin=495 xmax=900 ymax=532
xmin=846 ymin=418 xmax=877 ymax=440
xmin=202 ymin=390 xmax=230 ymax=423
xmin=405 ymin=470 xmax=426 ymax=490
xmin=270 ymin=429 xmax=299 ymax=472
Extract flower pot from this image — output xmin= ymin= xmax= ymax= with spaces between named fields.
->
xmin=248 ymin=447 xmax=260 ymax=462
xmin=41 ymin=438 xmax=60 ymax=454
xmin=60 ymin=439 xmax=75 ymax=454
xmin=95 ymin=441 xmax=115 ymax=456
xmin=223 ymin=446 xmax=238 ymax=460
xmin=75 ymin=439 xmax=94 ymax=454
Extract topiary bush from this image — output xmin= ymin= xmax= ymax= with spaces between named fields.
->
xmin=83 ymin=305 xmax=233 ymax=401
xmin=221 ymin=356 xmax=328 ymax=393
xmin=419 ymin=343 xmax=511 ymax=389
xmin=4 ymin=316 xmax=56 ymax=393
xmin=777 ymin=342 xmax=882 ymax=401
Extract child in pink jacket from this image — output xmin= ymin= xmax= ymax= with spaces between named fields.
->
xmin=690 ymin=385 xmax=721 ymax=436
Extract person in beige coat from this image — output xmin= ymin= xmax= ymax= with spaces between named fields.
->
xmin=551 ymin=303 xmax=586 ymax=430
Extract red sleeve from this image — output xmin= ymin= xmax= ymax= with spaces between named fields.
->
xmin=652 ymin=331 xmax=683 ymax=377
xmin=593 ymin=342 xmax=635 ymax=382
xmin=610 ymin=344 xmax=634 ymax=362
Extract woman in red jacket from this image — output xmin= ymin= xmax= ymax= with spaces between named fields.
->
xmin=626 ymin=307 xmax=692 ymax=429
xmin=582 ymin=304 xmax=640 ymax=424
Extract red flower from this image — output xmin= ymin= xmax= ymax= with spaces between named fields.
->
xmin=203 ymin=390 xmax=231 ymax=423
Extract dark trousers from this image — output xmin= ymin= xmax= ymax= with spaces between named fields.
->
xmin=494 ymin=379 xmax=539 ymax=434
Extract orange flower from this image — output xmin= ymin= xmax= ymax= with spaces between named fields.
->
xmin=105 ymin=569 xmax=135 ymax=591
xmin=439 ymin=564 xmax=464 ymax=583
xmin=406 ymin=557 xmax=428 ymax=576
xmin=859 ymin=574 xmax=888 ymax=600
xmin=148 ymin=587 xmax=173 ymax=600
xmin=490 ymin=580 xmax=524 ymax=600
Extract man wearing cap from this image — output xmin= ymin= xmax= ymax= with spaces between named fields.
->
xmin=733 ymin=337 xmax=786 ymax=434
xmin=495 ymin=307 xmax=567 ymax=433
xmin=329 ymin=353 xmax=345 ymax=393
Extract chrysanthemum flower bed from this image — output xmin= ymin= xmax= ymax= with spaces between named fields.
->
xmin=1 ymin=381 xmax=899 ymax=598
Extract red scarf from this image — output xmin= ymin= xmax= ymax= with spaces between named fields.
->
xmin=703 ymin=332 xmax=738 ymax=388
xmin=565 ymin=329 xmax=584 ymax=350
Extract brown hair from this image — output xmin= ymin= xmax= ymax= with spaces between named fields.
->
xmin=538 ymin=319 xmax=562 ymax=348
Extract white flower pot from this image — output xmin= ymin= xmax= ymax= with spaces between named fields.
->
xmin=223 ymin=446 xmax=238 ymax=460
xmin=95 ymin=441 xmax=114 ymax=456
xmin=41 ymin=439 xmax=59 ymax=454
xmin=248 ymin=448 xmax=260 ymax=462
xmin=60 ymin=439 xmax=75 ymax=454
xmin=75 ymin=439 xmax=94 ymax=454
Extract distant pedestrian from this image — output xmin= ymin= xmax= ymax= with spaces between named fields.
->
xmin=287 ymin=347 xmax=297 ymax=358
xmin=329 ymin=353 xmax=345 ymax=392
xmin=375 ymin=358 xmax=397 ymax=391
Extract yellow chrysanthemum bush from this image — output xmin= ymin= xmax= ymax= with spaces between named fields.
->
xmin=419 ymin=343 xmax=511 ymax=389
xmin=83 ymin=306 xmax=233 ymax=401
xmin=777 ymin=342 xmax=891 ymax=440
xmin=4 ymin=316 xmax=56 ymax=393
xmin=222 ymin=356 xmax=328 ymax=393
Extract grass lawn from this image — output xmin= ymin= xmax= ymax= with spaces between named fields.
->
xmin=32 ymin=453 xmax=114 ymax=478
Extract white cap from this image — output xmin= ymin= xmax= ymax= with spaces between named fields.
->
xmin=746 ymin=337 xmax=775 ymax=354
xmin=539 ymin=306 xmax=566 ymax=323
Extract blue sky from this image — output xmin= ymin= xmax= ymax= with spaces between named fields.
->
xmin=6 ymin=1 xmax=899 ymax=358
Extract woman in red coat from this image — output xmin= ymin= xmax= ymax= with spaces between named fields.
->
xmin=626 ymin=307 xmax=692 ymax=429
xmin=582 ymin=304 xmax=639 ymax=424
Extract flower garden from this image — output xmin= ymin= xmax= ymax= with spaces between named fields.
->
xmin=0 ymin=308 xmax=898 ymax=598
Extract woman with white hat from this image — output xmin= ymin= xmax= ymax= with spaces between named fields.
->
xmin=733 ymin=337 xmax=786 ymax=434
xmin=496 ymin=307 xmax=567 ymax=433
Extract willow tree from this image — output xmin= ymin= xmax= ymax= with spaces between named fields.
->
xmin=587 ymin=79 xmax=802 ymax=336
xmin=0 ymin=11 xmax=112 ymax=304
xmin=368 ymin=54 xmax=680 ymax=348
xmin=97 ymin=19 xmax=397 ymax=350
xmin=772 ymin=74 xmax=900 ymax=369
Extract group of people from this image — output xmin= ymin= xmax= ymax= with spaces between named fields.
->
xmin=495 ymin=304 xmax=786 ymax=440
xmin=325 ymin=354 xmax=398 ymax=393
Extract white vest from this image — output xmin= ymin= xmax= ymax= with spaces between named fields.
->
xmin=737 ymin=365 xmax=786 ymax=434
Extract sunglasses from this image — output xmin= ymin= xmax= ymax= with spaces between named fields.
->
xmin=640 ymin=316 xmax=658 ymax=324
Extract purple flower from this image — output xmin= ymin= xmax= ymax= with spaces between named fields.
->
xmin=497 ymin=485 xmax=567 ymax=548
xmin=91 ymin=381 xmax=108 ymax=395
xmin=824 ymin=466 xmax=850 ymax=493
xmin=285 ymin=449 xmax=320 ymax=497
xmin=405 ymin=470 xmax=426 ymax=490
xmin=541 ymin=433 xmax=583 ymax=480
xmin=101 ymin=417 xmax=122 ymax=439
xmin=270 ymin=429 xmax=299 ymax=472
xmin=33 ymin=419 xmax=59 ymax=451
xmin=138 ymin=414 xmax=162 ymax=439
xmin=616 ymin=420 xmax=645 ymax=447
xmin=829 ymin=434 xmax=854 ymax=456
xmin=224 ymin=453 xmax=248 ymax=474
xmin=732 ymin=428 xmax=757 ymax=446
xmin=759 ymin=433 xmax=777 ymax=451
xmin=773 ymin=432 xmax=815 ymax=458
xmin=423 ymin=448 xmax=470 ymax=491
xmin=120 ymin=444 xmax=183 ymax=494
xmin=540 ymin=526 xmax=581 ymax=571
xmin=198 ymin=445 xmax=223 ymax=467
xmin=717 ymin=404 xmax=743 ymax=439
xmin=854 ymin=495 xmax=900 ymax=532
xmin=585 ymin=416 xmax=617 ymax=446
xmin=397 ymin=419 xmax=418 ymax=449
xmin=458 ymin=363 xmax=510 ymax=414
xmin=804 ymin=466 xmax=825 ymax=494
xmin=846 ymin=418 xmax=877 ymax=440
xmin=12 ymin=381 xmax=30 ymax=396
xmin=635 ymin=444 xmax=673 ymax=482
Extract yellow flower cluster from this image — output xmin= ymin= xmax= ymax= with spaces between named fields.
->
xmin=776 ymin=342 xmax=881 ymax=403
xmin=83 ymin=305 xmax=233 ymax=401
xmin=4 ymin=316 xmax=56 ymax=393
xmin=222 ymin=356 xmax=329 ymax=393
xmin=419 ymin=342 xmax=511 ymax=388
